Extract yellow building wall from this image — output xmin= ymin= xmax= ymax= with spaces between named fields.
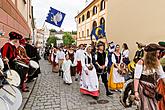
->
xmin=76 ymin=0 xmax=107 ymax=46
xmin=107 ymin=0 xmax=165 ymax=59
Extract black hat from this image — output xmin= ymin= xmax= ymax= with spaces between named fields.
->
xmin=144 ymin=43 xmax=165 ymax=52
xmin=9 ymin=32 xmax=22 ymax=40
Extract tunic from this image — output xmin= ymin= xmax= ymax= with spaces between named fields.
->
xmin=80 ymin=52 xmax=99 ymax=96
xmin=1 ymin=42 xmax=17 ymax=70
xmin=62 ymin=60 xmax=73 ymax=84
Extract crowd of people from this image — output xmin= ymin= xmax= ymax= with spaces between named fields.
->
xmin=0 ymin=31 xmax=41 ymax=92
xmin=45 ymin=40 xmax=165 ymax=110
xmin=0 ymin=31 xmax=165 ymax=110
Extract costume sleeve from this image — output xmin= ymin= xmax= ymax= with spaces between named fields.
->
xmin=81 ymin=54 xmax=88 ymax=71
xmin=156 ymin=65 xmax=165 ymax=79
xmin=111 ymin=54 xmax=116 ymax=64
xmin=124 ymin=50 xmax=129 ymax=58
xmin=0 ymin=57 xmax=4 ymax=69
xmin=1 ymin=44 xmax=9 ymax=59
xmin=105 ymin=56 xmax=108 ymax=66
xmin=134 ymin=64 xmax=143 ymax=79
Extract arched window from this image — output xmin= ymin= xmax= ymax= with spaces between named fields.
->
xmin=100 ymin=17 xmax=105 ymax=30
xmin=87 ymin=29 xmax=89 ymax=37
xmin=93 ymin=6 xmax=97 ymax=15
xmin=87 ymin=11 xmax=90 ymax=19
xmin=100 ymin=0 xmax=105 ymax=11
xmin=82 ymin=15 xmax=85 ymax=22
xmin=79 ymin=18 xmax=81 ymax=24
xmin=93 ymin=21 xmax=97 ymax=28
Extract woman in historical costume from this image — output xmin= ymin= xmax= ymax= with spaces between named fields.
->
xmin=122 ymin=43 xmax=130 ymax=65
xmin=52 ymin=46 xmax=58 ymax=73
xmin=108 ymin=44 xmax=125 ymax=92
xmin=62 ymin=54 xmax=73 ymax=84
xmin=134 ymin=43 xmax=165 ymax=110
xmin=80 ymin=45 xmax=99 ymax=99
xmin=68 ymin=46 xmax=76 ymax=76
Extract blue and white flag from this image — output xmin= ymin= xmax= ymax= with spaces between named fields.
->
xmin=45 ymin=7 xmax=66 ymax=27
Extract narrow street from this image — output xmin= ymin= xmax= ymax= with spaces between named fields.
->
xmin=24 ymin=59 xmax=136 ymax=110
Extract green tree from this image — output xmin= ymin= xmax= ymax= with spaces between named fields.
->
xmin=63 ymin=32 xmax=75 ymax=46
xmin=47 ymin=35 xmax=57 ymax=46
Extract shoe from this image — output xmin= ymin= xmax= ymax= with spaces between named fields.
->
xmin=106 ymin=91 xmax=113 ymax=96
xmin=92 ymin=96 xmax=99 ymax=100
xmin=22 ymin=89 xmax=29 ymax=92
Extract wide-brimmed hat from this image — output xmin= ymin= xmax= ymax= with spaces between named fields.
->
xmin=9 ymin=32 xmax=22 ymax=40
xmin=144 ymin=43 xmax=165 ymax=52
xmin=158 ymin=41 xmax=165 ymax=47
xmin=136 ymin=42 xmax=146 ymax=48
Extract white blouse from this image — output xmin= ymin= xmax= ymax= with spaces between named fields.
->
xmin=134 ymin=64 xmax=165 ymax=79
xmin=122 ymin=49 xmax=129 ymax=58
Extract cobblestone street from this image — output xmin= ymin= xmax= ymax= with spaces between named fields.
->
xmin=24 ymin=60 xmax=136 ymax=110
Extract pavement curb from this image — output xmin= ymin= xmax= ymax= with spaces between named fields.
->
xmin=19 ymin=78 xmax=38 ymax=110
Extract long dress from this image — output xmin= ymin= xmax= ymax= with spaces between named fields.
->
xmin=80 ymin=52 xmax=99 ymax=97
xmin=62 ymin=60 xmax=73 ymax=84
xmin=134 ymin=64 xmax=165 ymax=110
xmin=108 ymin=53 xmax=125 ymax=90
xmin=68 ymin=51 xmax=76 ymax=76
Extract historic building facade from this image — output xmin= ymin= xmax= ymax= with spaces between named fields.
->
xmin=75 ymin=0 xmax=107 ymax=46
xmin=0 ymin=0 xmax=33 ymax=47
xmin=76 ymin=0 xmax=165 ymax=58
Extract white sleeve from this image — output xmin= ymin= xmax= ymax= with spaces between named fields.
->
xmin=62 ymin=61 xmax=65 ymax=71
xmin=105 ymin=56 xmax=108 ymax=66
xmin=95 ymin=54 xmax=97 ymax=61
xmin=0 ymin=58 xmax=4 ymax=69
xmin=125 ymin=50 xmax=129 ymax=58
xmin=81 ymin=55 xmax=88 ymax=71
xmin=156 ymin=65 xmax=165 ymax=79
xmin=112 ymin=54 xmax=116 ymax=64
xmin=134 ymin=64 xmax=143 ymax=79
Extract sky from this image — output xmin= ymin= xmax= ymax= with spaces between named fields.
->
xmin=32 ymin=0 xmax=92 ymax=31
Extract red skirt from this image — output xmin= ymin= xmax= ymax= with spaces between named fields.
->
xmin=77 ymin=61 xmax=82 ymax=75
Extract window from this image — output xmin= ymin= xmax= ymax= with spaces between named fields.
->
xmin=93 ymin=6 xmax=97 ymax=15
xmin=87 ymin=29 xmax=89 ymax=37
xmin=79 ymin=18 xmax=81 ymax=24
xmin=93 ymin=21 xmax=97 ymax=28
xmin=82 ymin=31 xmax=84 ymax=38
xmin=79 ymin=32 xmax=81 ymax=38
xmin=23 ymin=0 xmax=27 ymax=4
xmin=87 ymin=11 xmax=90 ymax=19
xmin=100 ymin=17 xmax=105 ymax=30
xmin=82 ymin=15 xmax=85 ymax=22
xmin=100 ymin=0 xmax=105 ymax=11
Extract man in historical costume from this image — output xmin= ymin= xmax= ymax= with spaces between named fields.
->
xmin=17 ymin=38 xmax=30 ymax=92
xmin=25 ymin=38 xmax=40 ymax=82
xmin=94 ymin=42 xmax=113 ymax=96
xmin=1 ymin=32 xmax=22 ymax=71
xmin=55 ymin=46 xmax=65 ymax=78
xmin=74 ymin=44 xmax=85 ymax=81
